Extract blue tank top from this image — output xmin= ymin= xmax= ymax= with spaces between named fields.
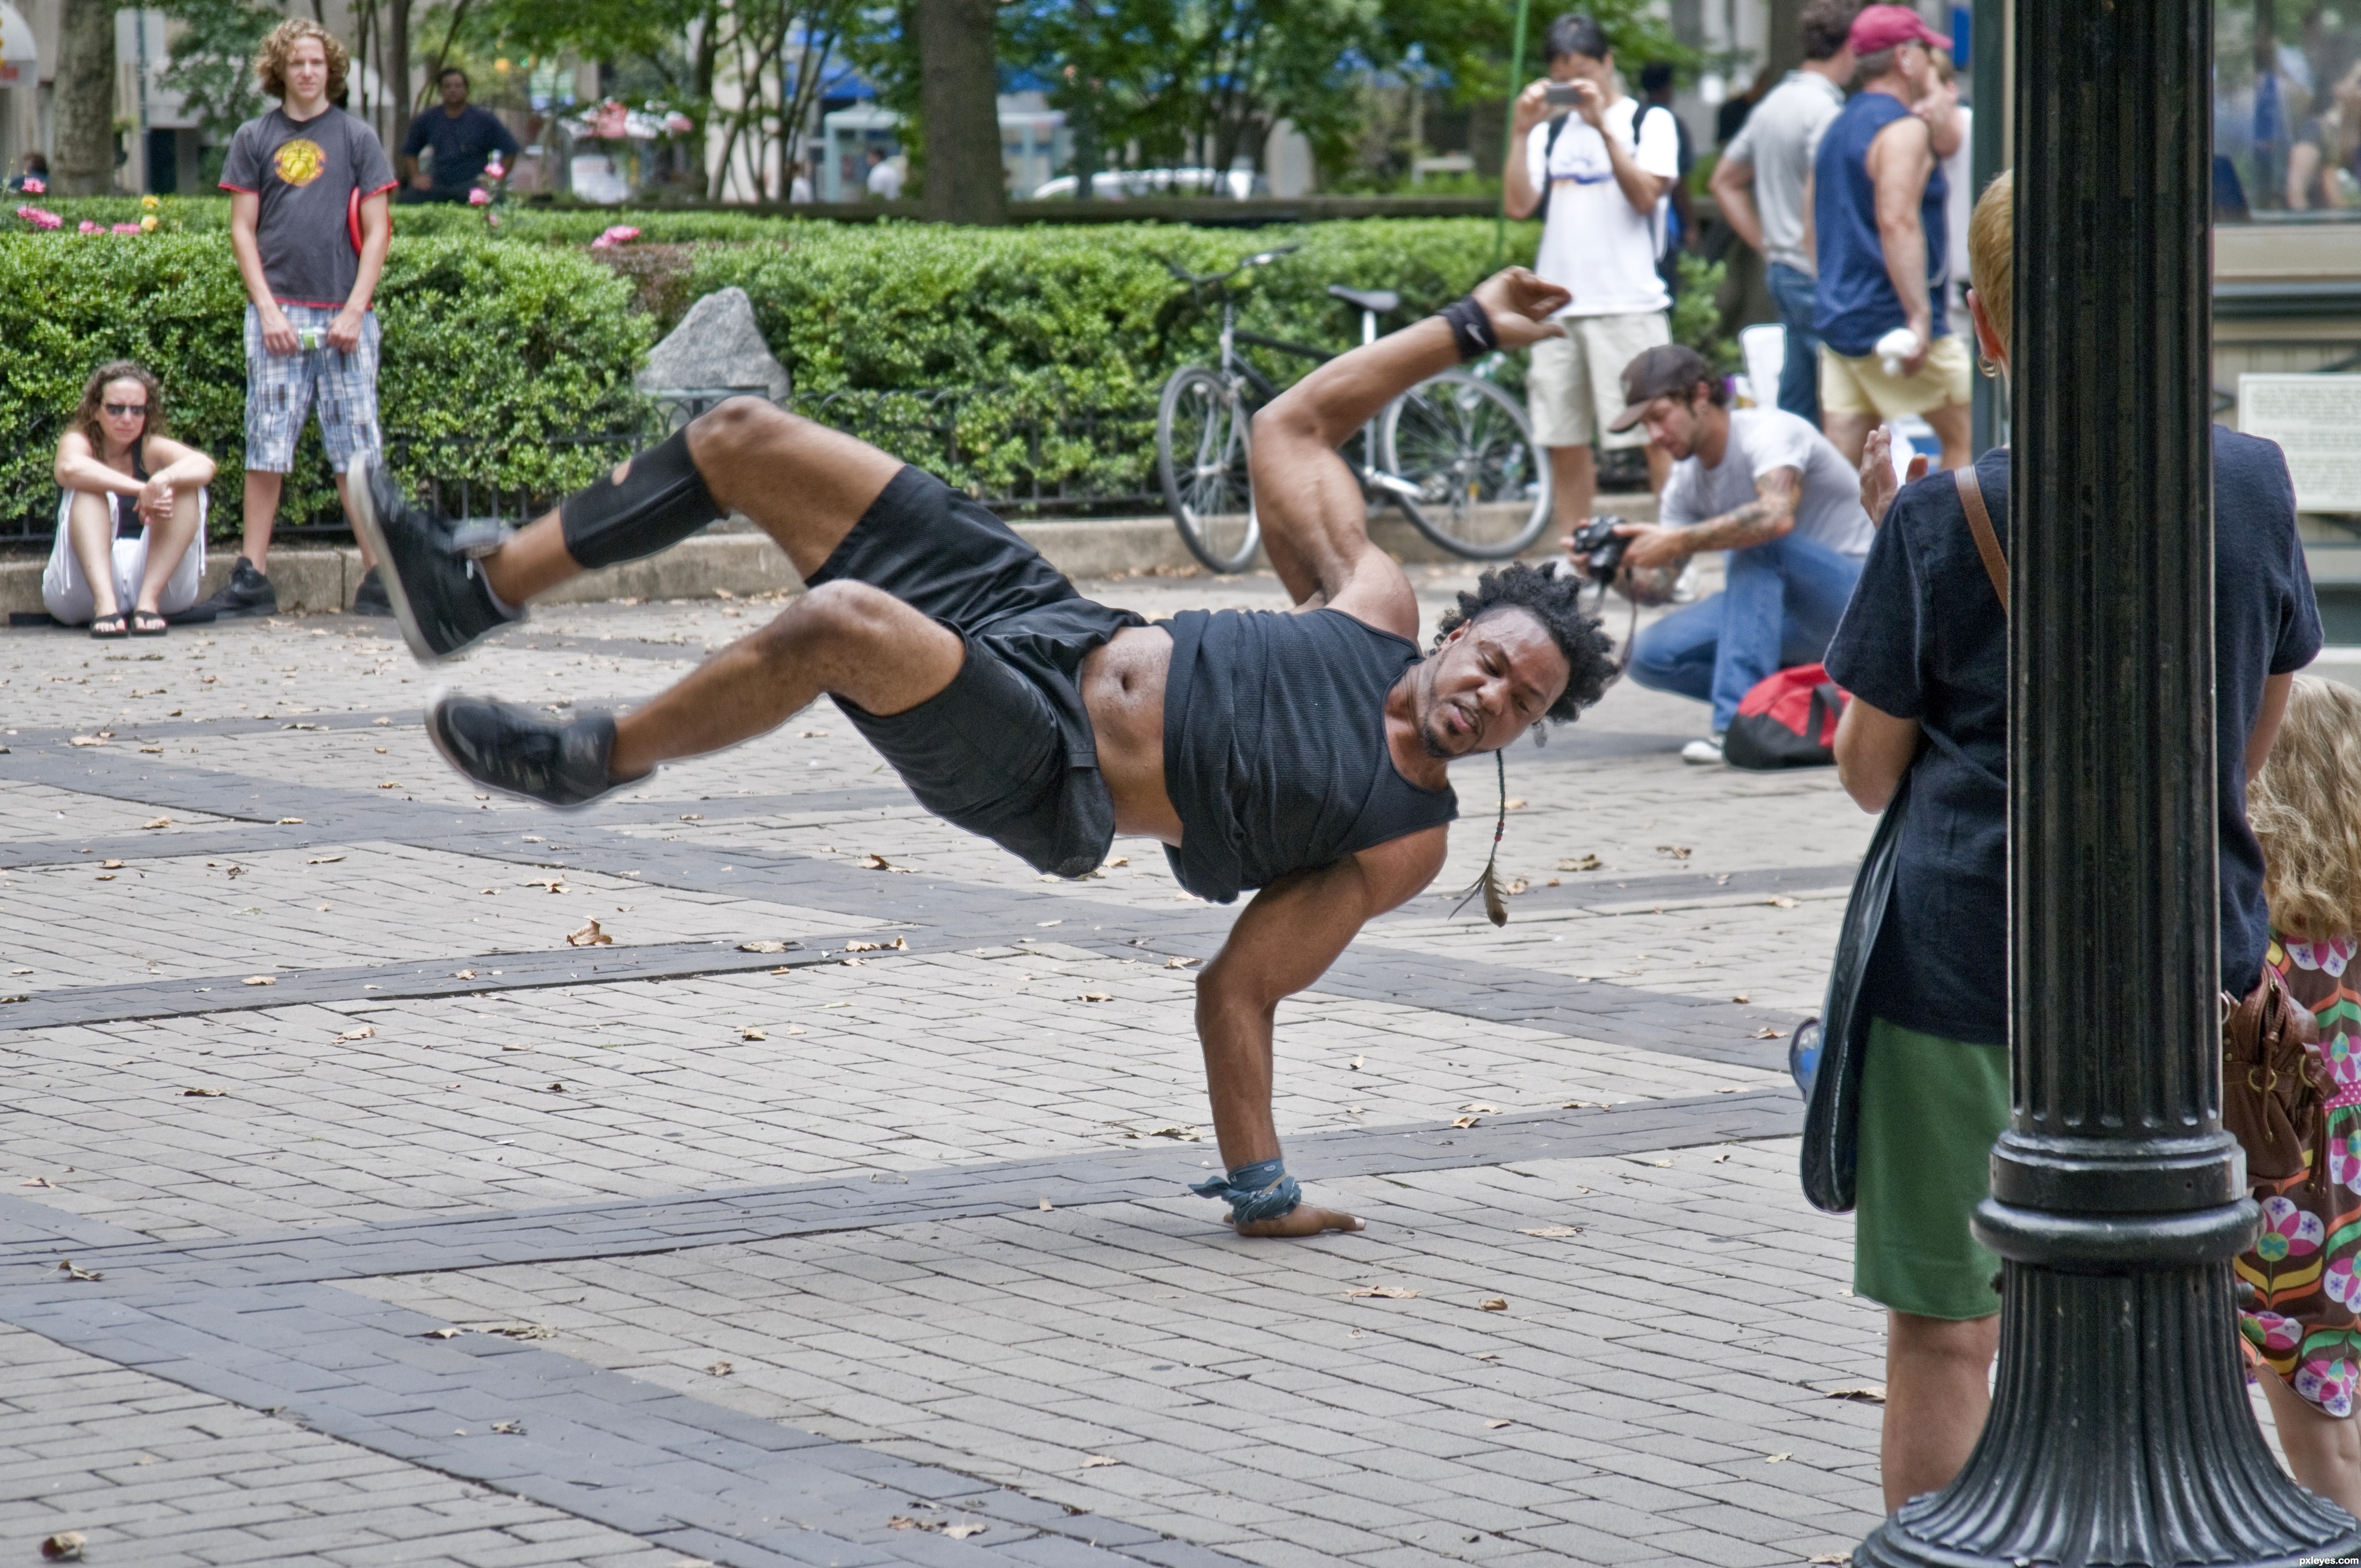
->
xmin=1160 ymin=607 xmax=1457 ymax=904
xmin=1811 ymin=90 xmax=1947 ymax=357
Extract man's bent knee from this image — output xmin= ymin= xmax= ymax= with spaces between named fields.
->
xmin=684 ymin=396 xmax=803 ymax=470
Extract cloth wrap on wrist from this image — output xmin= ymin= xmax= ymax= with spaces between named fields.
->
xmin=1189 ymin=1158 xmax=1301 ymax=1223
xmin=558 ymin=427 xmax=726 ymax=570
xmin=1438 ymin=297 xmax=1500 ymax=363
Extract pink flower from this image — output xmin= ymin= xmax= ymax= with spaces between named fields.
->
xmin=78 ymin=219 xmax=99 ymax=234
xmin=20 ymin=177 xmax=42 ymax=193
xmin=468 ymin=187 xmax=491 ymax=206
xmin=2257 ymin=1195 xmax=2326 ymax=1262
xmin=2298 ymin=1355 xmax=2359 ymax=1418
xmin=2245 ymin=1309 xmax=2305 ymax=1354
xmin=14 ymin=204 xmax=61 ymax=230
xmin=589 ymin=224 xmax=643 ymax=250
xmin=111 ymin=221 xmax=139 ymax=235
xmin=2329 ymin=1257 xmax=2361 ymax=1308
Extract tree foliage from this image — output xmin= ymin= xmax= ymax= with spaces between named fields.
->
xmin=152 ymin=0 xmax=277 ymax=151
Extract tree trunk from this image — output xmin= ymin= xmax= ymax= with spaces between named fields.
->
xmin=388 ymin=0 xmax=414 ymax=164
xmin=51 ymin=0 xmax=117 ymax=196
xmin=1766 ymin=0 xmax=1804 ymax=79
xmin=913 ymin=0 xmax=1006 ymax=224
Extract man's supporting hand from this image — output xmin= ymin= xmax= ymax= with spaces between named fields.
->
xmin=328 ymin=304 xmax=366 ymax=355
xmin=259 ymin=303 xmax=300 ymax=356
xmin=1609 ymin=521 xmax=1689 ymax=571
xmin=1235 ymin=1205 xmax=1366 ymax=1238
xmin=1470 ymin=268 xmax=1571 ymax=351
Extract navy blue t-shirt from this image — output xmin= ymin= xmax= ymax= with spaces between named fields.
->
xmin=400 ymin=105 xmax=520 ymax=196
xmin=1821 ymin=428 xmax=2322 ymax=1046
xmin=1811 ymin=89 xmax=1947 ymax=357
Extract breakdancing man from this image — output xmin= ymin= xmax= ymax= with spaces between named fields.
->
xmin=352 ymin=266 xmax=1615 ymax=1238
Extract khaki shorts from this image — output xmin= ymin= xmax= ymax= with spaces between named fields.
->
xmin=1819 ymin=331 xmax=1972 ymax=420
xmin=1527 ymin=310 xmax=1670 ymax=450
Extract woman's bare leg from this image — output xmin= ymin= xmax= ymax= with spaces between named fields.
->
xmin=607 ymin=580 xmax=961 ymax=779
xmin=1880 ymin=1310 xmax=2000 ymax=1512
xmin=481 ymin=400 xmax=902 ymax=607
xmin=134 ymin=491 xmax=204 ymax=616
xmin=66 ymin=492 xmax=121 ymax=622
xmin=2260 ymin=1364 xmax=2361 ymax=1516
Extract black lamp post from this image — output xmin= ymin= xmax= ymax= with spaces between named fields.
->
xmin=1861 ymin=0 xmax=2361 ymax=1563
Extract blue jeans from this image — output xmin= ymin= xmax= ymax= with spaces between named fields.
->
xmin=1765 ymin=262 xmax=1822 ymax=425
xmin=1628 ymin=533 xmax=1864 ymax=732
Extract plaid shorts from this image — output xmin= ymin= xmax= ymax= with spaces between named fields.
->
xmin=244 ymin=303 xmax=382 ymax=473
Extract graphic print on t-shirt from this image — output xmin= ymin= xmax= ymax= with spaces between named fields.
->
xmin=274 ymin=138 xmax=327 ymax=188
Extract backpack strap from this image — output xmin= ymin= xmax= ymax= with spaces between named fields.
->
xmin=1953 ymin=465 xmax=2009 ymax=616
xmin=1535 ymin=113 xmax=1569 ymax=226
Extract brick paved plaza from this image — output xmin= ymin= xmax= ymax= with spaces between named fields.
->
xmin=4 ymin=565 xmax=2307 ymax=1568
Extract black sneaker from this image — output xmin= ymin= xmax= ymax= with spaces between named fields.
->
xmin=199 ymin=556 xmax=278 ymax=618
xmin=427 ymin=693 xmax=626 ymax=808
xmin=346 ymin=453 xmax=520 ymax=662
xmin=350 ymin=569 xmax=391 ymax=617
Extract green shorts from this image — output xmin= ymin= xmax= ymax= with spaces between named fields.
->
xmin=1854 ymin=1015 xmax=2010 ymax=1320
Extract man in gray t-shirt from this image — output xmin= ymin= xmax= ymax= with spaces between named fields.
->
xmin=1708 ymin=0 xmax=1855 ymax=422
xmin=1582 ymin=346 xmax=1872 ymax=764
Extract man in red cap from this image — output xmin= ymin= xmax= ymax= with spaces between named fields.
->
xmin=1810 ymin=3 xmax=1969 ymax=473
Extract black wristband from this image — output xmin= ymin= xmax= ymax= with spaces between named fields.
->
xmin=1439 ymin=297 xmax=1499 ymax=362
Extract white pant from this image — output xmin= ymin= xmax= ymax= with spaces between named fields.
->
xmin=42 ymin=491 xmax=206 ymax=624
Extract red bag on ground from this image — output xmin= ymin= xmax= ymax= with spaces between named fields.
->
xmin=1722 ymin=663 xmax=1847 ymax=770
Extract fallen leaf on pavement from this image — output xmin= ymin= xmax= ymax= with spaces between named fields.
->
xmin=844 ymin=938 xmax=906 ymax=952
xmin=739 ymin=1027 xmax=768 ymax=1041
xmin=1751 ymin=1027 xmax=1788 ymax=1039
xmin=1562 ymin=1100 xmax=1601 ymax=1109
xmin=1076 ymin=992 xmax=1112 ymax=1003
xmin=1764 ymin=1452 xmax=1790 ymax=1463
xmin=332 ymin=1026 xmax=376 ymax=1044
xmin=308 ymin=854 xmax=344 ymax=864
xmin=889 ymin=1518 xmax=925 ymax=1532
xmin=1038 ymin=1198 xmax=1053 ymax=1211
xmin=1081 ymin=1455 xmax=1120 ymax=1468
xmin=739 ymin=940 xmax=797 ymax=953
xmin=55 ymin=1260 xmax=101 ymax=1281
xmin=860 ymin=853 xmax=902 ymax=871
xmin=40 ymin=1531 xmax=85 ymax=1560
xmin=821 ymin=1001 xmax=852 ymax=1009
xmin=1165 ymin=955 xmax=1196 ymax=969
xmin=1766 ymin=896 xmax=1799 ymax=908
xmin=68 ymin=735 xmax=104 ymax=747
xmin=1450 ymin=1114 xmax=1481 ymax=1129
xmin=1343 ymin=1285 xmax=1418 ymax=1300
xmin=546 ymin=1082 xmax=567 ymax=1093
xmin=942 ymin=1523 xmax=986 ymax=1539
xmin=502 ymin=1044 xmax=533 ymax=1052
xmin=567 ymin=920 xmax=613 ymax=948
xmin=1148 ymin=1125 xmax=1203 ymax=1141
xmin=143 ymin=816 xmax=172 ymax=830
xmin=487 ymin=1324 xmax=557 ymax=1340
xmin=679 ymin=813 xmax=703 ymax=821
xmin=1825 ymin=1385 xmax=1887 ymax=1404
xmin=1478 ymin=1298 xmax=1508 ymax=1311
xmin=524 ymin=877 xmax=568 ymax=894
xmin=422 ymin=1327 xmax=463 ymax=1339
xmin=1486 ymin=1419 xmax=1513 ymax=1428
xmin=707 ymin=1361 xmax=732 ymax=1376
xmin=241 ymin=975 xmax=275 ymax=986
xmin=1472 ymin=1351 xmax=1498 ymax=1360
xmin=1519 ymin=1226 xmax=1584 ymax=1238
xmin=1350 ymin=1054 xmax=1364 ymax=1069
xmin=1503 ymin=878 xmax=1530 ymax=896
xmin=454 ymin=970 xmax=477 ymax=981
xmin=182 ymin=1087 xmax=225 ymax=1097
xmin=1809 ymin=1557 xmax=1852 ymax=1566
xmin=1558 ymin=854 xmax=1603 ymax=872
xmin=490 ymin=1420 xmax=525 ymax=1435
xmin=1633 ymin=1157 xmax=1672 ymax=1167
xmin=1107 ymin=856 xmax=1129 ymax=867
xmin=1656 ymin=844 xmax=1691 ymax=860
xmin=1504 ymin=798 xmax=1527 ymax=810
xmin=276 ymin=817 xmax=304 ymax=825
xmin=1462 ymin=1103 xmax=1500 ymax=1114
xmin=21 ymin=1176 xmax=55 ymax=1188
xmin=1731 ymin=992 xmax=1750 ymax=1003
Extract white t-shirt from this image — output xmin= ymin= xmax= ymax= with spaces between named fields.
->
xmin=1527 ymin=96 xmax=1680 ymax=318
xmin=1660 ymin=407 xmax=1875 ymax=558
xmin=867 ymin=159 xmax=904 ymax=200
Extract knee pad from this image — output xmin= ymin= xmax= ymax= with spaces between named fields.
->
xmin=559 ymin=427 xmax=725 ymax=570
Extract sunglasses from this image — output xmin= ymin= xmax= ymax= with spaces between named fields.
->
xmin=103 ymin=402 xmax=149 ymax=417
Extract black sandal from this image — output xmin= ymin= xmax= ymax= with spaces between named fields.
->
xmin=89 ymin=611 xmax=129 ymax=639
xmin=130 ymin=609 xmax=169 ymax=637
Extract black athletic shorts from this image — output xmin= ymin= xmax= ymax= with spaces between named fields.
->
xmin=810 ymin=466 xmax=1144 ymax=879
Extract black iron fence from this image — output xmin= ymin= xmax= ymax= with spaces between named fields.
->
xmin=1 ymin=388 xmax=1167 ymax=551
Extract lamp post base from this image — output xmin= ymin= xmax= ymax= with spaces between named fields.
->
xmin=1858 ymin=1260 xmax=2359 ymax=1568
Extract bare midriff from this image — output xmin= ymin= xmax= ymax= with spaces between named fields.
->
xmin=1081 ymin=624 xmax=1183 ymax=844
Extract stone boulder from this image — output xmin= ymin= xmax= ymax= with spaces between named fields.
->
xmin=635 ymin=286 xmax=791 ymax=402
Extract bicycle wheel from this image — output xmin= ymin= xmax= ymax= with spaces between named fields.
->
xmin=1378 ymin=369 xmax=1551 ymax=560
xmin=1157 ymin=366 xmax=1260 ymax=574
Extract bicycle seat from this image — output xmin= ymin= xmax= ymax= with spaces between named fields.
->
xmin=1327 ymin=285 xmax=1400 ymax=315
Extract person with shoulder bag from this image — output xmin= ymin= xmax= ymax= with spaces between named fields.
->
xmin=1806 ymin=170 xmax=2324 ymax=1515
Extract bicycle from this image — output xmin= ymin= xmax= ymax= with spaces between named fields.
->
xmin=1154 ymin=249 xmax=1552 ymax=574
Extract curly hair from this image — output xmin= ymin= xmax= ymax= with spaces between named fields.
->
xmin=2252 ymin=675 xmax=2361 ymax=942
xmin=70 ymin=360 xmax=168 ymax=451
xmin=1431 ymin=562 xmax=1618 ymax=726
xmin=255 ymin=18 xmax=349 ymax=102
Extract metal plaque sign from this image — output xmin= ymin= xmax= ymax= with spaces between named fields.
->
xmin=2239 ymin=374 xmax=2361 ymax=512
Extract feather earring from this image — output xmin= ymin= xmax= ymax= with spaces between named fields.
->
xmin=1450 ymin=751 xmax=1511 ymax=928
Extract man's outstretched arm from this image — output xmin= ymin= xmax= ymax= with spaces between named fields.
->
xmin=1250 ymin=269 xmax=1571 ymax=634
xmin=1193 ymin=829 xmax=1448 ymax=1235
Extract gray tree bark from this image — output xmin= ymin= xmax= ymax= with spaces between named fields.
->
xmin=388 ymin=0 xmax=414 ymax=167
xmin=51 ymin=0 xmax=118 ymax=196
xmin=913 ymin=0 xmax=1007 ymax=224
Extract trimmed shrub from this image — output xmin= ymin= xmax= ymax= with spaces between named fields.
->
xmin=0 ymin=233 xmax=649 ymax=536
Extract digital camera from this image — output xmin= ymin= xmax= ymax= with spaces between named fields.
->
xmin=1568 ymin=518 xmax=1629 ymax=579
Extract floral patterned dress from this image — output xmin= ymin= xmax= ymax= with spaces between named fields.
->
xmin=2239 ymin=933 xmax=2361 ymax=1417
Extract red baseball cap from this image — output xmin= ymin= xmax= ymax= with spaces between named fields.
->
xmin=1849 ymin=3 xmax=1951 ymax=54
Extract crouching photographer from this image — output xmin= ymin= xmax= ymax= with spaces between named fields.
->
xmin=1568 ymin=345 xmax=1874 ymax=764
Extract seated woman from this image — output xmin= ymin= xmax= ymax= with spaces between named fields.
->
xmin=45 ymin=362 xmax=216 ymax=637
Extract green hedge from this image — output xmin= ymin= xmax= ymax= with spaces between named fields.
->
xmin=0 ymin=233 xmax=649 ymax=533
xmin=8 ymin=195 xmax=822 ymax=246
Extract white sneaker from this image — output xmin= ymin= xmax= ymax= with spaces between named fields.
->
xmin=1682 ymin=733 xmax=1725 ymax=766
xmin=1670 ymin=559 xmax=1702 ymax=603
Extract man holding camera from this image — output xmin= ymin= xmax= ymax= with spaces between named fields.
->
xmin=1581 ymin=345 xmax=1872 ymax=765
xmin=1502 ymin=13 xmax=1680 ymax=533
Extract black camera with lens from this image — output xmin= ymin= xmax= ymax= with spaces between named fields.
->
xmin=1569 ymin=518 xmax=1629 ymax=579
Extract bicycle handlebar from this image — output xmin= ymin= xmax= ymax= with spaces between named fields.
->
xmin=1162 ymin=243 xmax=1302 ymax=289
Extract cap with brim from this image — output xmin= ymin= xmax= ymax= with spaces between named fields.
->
xmin=1848 ymin=3 xmax=1951 ymax=54
xmin=1606 ymin=344 xmax=1714 ymax=432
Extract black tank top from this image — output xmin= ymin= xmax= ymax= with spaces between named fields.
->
xmin=1160 ymin=607 xmax=1457 ymax=903
xmin=108 ymin=442 xmax=150 ymax=539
